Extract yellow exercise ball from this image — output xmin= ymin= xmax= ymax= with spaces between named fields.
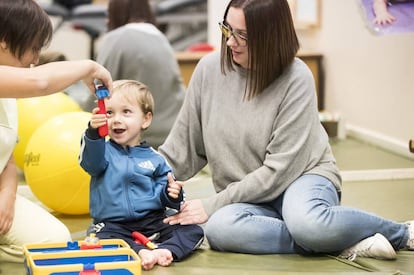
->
xmin=23 ymin=111 xmax=91 ymax=215
xmin=14 ymin=92 xmax=81 ymax=169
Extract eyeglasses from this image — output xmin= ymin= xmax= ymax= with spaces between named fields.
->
xmin=218 ymin=22 xmax=248 ymax=47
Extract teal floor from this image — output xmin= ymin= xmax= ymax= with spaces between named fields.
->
xmin=2 ymin=137 xmax=414 ymax=274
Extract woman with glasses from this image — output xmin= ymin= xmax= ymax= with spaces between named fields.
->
xmin=159 ymin=0 xmax=413 ymax=260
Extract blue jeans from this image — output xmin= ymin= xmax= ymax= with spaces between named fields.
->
xmin=205 ymin=174 xmax=409 ymax=254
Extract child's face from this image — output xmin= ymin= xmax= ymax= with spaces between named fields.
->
xmin=105 ymin=92 xmax=152 ymax=147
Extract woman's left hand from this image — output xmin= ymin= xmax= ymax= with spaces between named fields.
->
xmin=164 ymin=199 xmax=208 ymax=225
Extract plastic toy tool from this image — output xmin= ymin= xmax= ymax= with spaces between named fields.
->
xmin=95 ymin=85 xmax=110 ymax=137
xmin=80 ymin=233 xmax=102 ymax=250
xmin=132 ymin=231 xmax=158 ymax=249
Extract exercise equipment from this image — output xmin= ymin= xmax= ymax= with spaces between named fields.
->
xmin=14 ymin=92 xmax=81 ymax=169
xmin=40 ymin=0 xmax=207 ymax=58
xmin=23 ymin=111 xmax=91 ymax=215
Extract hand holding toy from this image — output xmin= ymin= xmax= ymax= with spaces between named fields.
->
xmin=95 ymin=85 xmax=110 ymax=137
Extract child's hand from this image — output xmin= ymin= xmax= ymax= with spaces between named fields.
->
xmin=372 ymin=0 xmax=395 ymax=26
xmin=167 ymin=172 xmax=183 ymax=199
xmin=90 ymin=107 xmax=107 ymax=129
xmin=373 ymin=12 xmax=395 ymax=25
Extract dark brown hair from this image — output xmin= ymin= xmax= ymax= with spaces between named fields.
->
xmin=107 ymin=0 xmax=157 ymax=31
xmin=220 ymin=0 xmax=300 ymax=100
xmin=0 ymin=0 xmax=52 ymax=60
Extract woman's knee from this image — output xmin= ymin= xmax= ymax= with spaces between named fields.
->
xmin=204 ymin=204 xmax=249 ymax=251
xmin=12 ymin=195 xmax=71 ymax=244
xmin=285 ymin=208 xmax=344 ymax=253
xmin=282 ymin=175 xmax=340 ymax=250
xmin=46 ymin=222 xmax=71 ymax=242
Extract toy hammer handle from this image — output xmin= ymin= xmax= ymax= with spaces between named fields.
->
xmin=95 ymin=85 xmax=109 ymax=137
xmin=132 ymin=231 xmax=150 ymax=244
xmin=132 ymin=231 xmax=158 ymax=249
xmin=97 ymin=99 xmax=108 ymax=137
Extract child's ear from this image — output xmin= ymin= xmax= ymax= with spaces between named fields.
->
xmin=142 ymin=112 xmax=153 ymax=130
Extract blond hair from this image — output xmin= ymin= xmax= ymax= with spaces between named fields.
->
xmin=112 ymin=79 xmax=154 ymax=115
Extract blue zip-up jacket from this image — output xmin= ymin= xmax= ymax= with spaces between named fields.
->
xmin=79 ymin=129 xmax=183 ymax=222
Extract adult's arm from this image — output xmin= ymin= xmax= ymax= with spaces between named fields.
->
xmin=0 ymin=155 xmax=17 ymax=234
xmin=0 ymin=60 xmax=112 ymax=98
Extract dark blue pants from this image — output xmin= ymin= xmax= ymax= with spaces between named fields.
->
xmin=91 ymin=210 xmax=204 ymax=261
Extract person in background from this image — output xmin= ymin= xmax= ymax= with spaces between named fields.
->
xmin=159 ymin=0 xmax=413 ymax=262
xmin=96 ymin=0 xmax=185 ymax=148
xmin=0 ymin=0 xmax=112 ymax=263
xmin=79 ymin=80 xmax=204 ymax=270
xmin=53 ymin=0 xmax=92 ymax=9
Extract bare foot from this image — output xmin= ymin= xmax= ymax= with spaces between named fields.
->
xmin=138 ymin=249 xmax=173 ymax=270
xmin=154 ymin=249 xmax=173 ymax=267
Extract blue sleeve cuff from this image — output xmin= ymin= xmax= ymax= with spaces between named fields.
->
xmin=86 ymin=122 xmax=101 ymax=140
xmin=161 ymin=184 xmax=184 ymax=210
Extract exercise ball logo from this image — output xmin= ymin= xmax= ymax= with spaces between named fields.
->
xmin=23 ymin=112 xmax=91 ymax=215
xmin=24 ymin=152 xmax=40 ymax=166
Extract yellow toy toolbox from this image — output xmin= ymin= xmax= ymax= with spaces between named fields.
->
xmin=23 ymin=239 xmax=141 ymax=275
xmin=24 ymin=238 xmax=131 ymax=253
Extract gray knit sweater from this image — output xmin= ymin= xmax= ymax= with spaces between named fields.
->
xmin=159 ymin=51 xmax=341 ymax=216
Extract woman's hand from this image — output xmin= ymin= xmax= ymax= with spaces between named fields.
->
xmin=82 ymin=60 xmax=113 ymax=96
xmin=164 ymin=199 xmax=208 ymax=225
